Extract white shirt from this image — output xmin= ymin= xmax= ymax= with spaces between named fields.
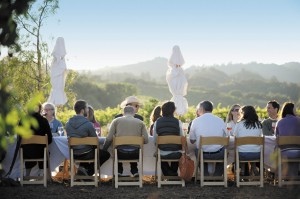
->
xmin=233 ymin=120 xmax=263 ymax=152
xmin=189 ymin=113 xmax=226 ymax=151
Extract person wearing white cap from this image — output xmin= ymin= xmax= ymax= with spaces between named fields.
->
xmin=115 ymin=96 xmax=144 ymax=121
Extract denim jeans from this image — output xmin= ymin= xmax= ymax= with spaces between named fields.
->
xmin=195 ymin=147 xmax=225 ymax=176
xmin=281 ymin=149 xmax=300 ymax=176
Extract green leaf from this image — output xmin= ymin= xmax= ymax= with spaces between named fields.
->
xmin=5 ymin=109 xmax=19 ymax=126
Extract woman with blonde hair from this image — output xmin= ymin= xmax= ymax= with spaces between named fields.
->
xmin=225 ymin=104 xmax=241 ymax=136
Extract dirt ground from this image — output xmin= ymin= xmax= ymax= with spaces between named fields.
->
xmin=1 ymin=177 xmax=300 ymax=199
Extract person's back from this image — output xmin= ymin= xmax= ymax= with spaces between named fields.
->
xmin=189 ymin=100 xmax=226 ymax=176
xmin=277 ymin=115 xmax=300 ymax=137
xmin=155 ymin=116 xmax=181 ymax=151
xmin=103 ymin=106 xmax=148 ymax=177
xmin=65 ymin=100 xmax=110 ymax=176
xmin=104 ymin=107 xmax=149 ymax=150
xmin=112 ymin=116 xmax=147 ymax=137
xmin=153 ymin=101 xmax=183 ymax=176
xmin=23 ymin=108 xmax=52 ymax=154
xmin=234 ymin=120 xmax=262 ymax=152
xmin=23 ymin=104 xmax=52 ymax=175
xmin=190 ymin=113 xmax=225 ymax=152
xmin=275 ymin=102 xmax=300 ymax=176
xmin=66 ymin=115 xmax=96 ymax=154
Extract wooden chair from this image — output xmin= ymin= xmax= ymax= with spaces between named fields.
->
xmin=195 ymin=136 xmax=229 ymax=187
xmin=155 ymin=135 xmax=185 ymax=188
xmin=20 ymin=135 xmax=51 ymax=187
xmin=68 ymin=137 xmax=100 ymax=187
xmin=113 ymin=136 xmax=144 ymax=188
xmin=277 ymin=136 xmax=300 ymax=187
xmin=235 ymin=136 xmax=264 ymax=187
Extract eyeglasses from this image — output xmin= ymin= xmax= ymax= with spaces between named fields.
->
xmin=231 ymin=109 xmax=240 ymax=112
xmin=44 ymin=109 xmax=54 ymax=111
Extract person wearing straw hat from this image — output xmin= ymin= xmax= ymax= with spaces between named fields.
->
xmin=115 ymin=96 xmax=144 ymax=121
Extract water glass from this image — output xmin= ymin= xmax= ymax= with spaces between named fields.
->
xmin=95 ymin=127 xmax=101 ymax=137
xmin=58 ymin=127 xmax=64 ymax=136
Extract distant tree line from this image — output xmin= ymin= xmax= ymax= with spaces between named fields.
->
xmin=74 ymin=71 xmax=300 ymax=109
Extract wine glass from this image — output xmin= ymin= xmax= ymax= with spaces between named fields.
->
xmin=182 ymin=122 xmax=189 ymax=136
xmin=49 ymin=123 xmax=54 ymax=131
xmin=95 ymin=127 xmax=101 ymax=137
xmin=272 ymin=122 xmax=276 ymax=132
xmin=58 ymin=127 xmax=64 ymax=136
xmin=226 ymin=123 xmax=232 ymax=135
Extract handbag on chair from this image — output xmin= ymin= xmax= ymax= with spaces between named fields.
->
xmin=179 ymin=136 xmax=194 ymax=181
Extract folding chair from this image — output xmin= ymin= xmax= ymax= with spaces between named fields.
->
xmin=195 ymin=136 xmax=229 ymax=187
xmin=68 ymin=137 xmax=100 ymax=187
xmin=235 ymin=136 xmax=264 ymax=187
xmin=277 ymin=136 xmax=300 ymax=187
xmin=113 ymin=136 xmax=144 ymax=188
xmin=155 ymin=135 xmax=185 ymax=188
xmin=20 ymin=135 xmax=51 ymax=187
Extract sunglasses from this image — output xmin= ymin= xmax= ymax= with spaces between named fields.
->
xmin=231 ymin=109 xmax=240 ymax=112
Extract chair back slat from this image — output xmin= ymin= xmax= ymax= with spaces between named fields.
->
xmin=21 ymin=135 xmax=48 ymax=145
xmin=277 ymin=136 xmax=300 ymax=146
xmin=235 ymin=136 xmax=264 ymax=147
xmin=157 ymin=136 xmax=182 ymax=145
xmin=68 ymin=137 xmax=99 ymax=146
xmin=113 ymin=136 xmax=144 ymax=147
xmin=200 ymin=136 xmax=229 ymax=146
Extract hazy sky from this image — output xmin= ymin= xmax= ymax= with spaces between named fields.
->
xmin=2 ymin=0 xmax=300 ymax=70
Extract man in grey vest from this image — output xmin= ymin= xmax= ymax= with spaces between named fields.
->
xmin=153 ymin=101 xmax=184 ymax=176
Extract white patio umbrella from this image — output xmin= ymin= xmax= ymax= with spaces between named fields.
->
xmin=166 ymin=45 xmax=188 ymax=116
xmin=47 ymin=37 xmax=68 ymax=106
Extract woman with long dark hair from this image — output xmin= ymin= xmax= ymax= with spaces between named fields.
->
xmin=276 ymin=102 xmax=300 ymax=176
xmin=233 ymin=105 xmax=263 ymax=176
xmin=149 ymin=105 xmax=162 ymax=136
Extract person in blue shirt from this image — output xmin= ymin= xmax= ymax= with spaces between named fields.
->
xmin=42 ymin=102 xmax=63 ymax=134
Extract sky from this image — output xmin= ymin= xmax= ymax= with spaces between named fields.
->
xmin=2 ymin=0 xmax=300 ymax=70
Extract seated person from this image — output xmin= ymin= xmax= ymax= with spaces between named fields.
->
xmin=149 ymin=105 xmax=161 ymax=136
xmin=103 ymin=106 xmax=148 ymax=177
xmin=115 ymin=96 xmax=144 ymax=121
xmin=23 ymin=103 xmax=52 ymax=176
xmin=66 ymin=100 xmax=110 ymax=176
xmin=87 ymin=105 xmax=101 ymax=136
xmin=190 ymin=100 xmax=226 ymax=176
xmin=225 ymin=104 xmax=241 ymax=136
xmin=233 ymin=105 xmax=263 ymax=176
xmin=276 ymin=102 xmax=300 ymax=177
xmin=153 ymin=101 xmax=183 ymax=176
xmin=42 ymin=102 xmax=63 ymax=134
xmin=262 ymin=100 xmax=280 ymax=136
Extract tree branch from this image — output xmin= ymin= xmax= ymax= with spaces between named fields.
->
xmin=17 ymin=16 xmax=38 ymax=37
xmin=26 ymin=12 xmax=39 ymax=27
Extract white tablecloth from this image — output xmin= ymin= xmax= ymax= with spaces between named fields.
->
xmin=1 ymin=136 xmax=277 ymax=178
